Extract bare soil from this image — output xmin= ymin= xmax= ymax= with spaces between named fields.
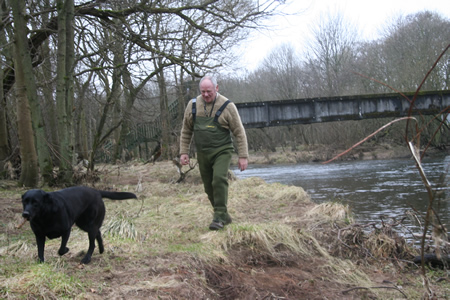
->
xmin=0 ymin=158 xmax=448 ymax=299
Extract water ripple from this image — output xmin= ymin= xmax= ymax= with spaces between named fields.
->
xmin=234 ymin=156 xmax=450 ymax=235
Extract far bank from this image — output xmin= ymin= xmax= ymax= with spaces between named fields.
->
xmin=234 ymin=143 xmax=449 ymax=165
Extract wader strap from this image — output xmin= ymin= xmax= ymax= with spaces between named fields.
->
xmin=192 ymin=98 xmax=197 ymax=122
xmin=213 ymin=100 xmax=230 ymax=122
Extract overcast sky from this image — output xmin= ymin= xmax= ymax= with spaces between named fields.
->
xmin=232 ymin=0 xmax=450 ymax=72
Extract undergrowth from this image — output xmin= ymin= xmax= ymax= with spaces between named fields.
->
xmin=0 ymin=161 xmax=448 ymax=299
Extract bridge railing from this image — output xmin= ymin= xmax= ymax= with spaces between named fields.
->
xmin=102 ymin=90 xmax=449 ymax=161
xmin=235 ymin=90 xmax=450 ymax=128
xmin=96 ymin=99 xmax=181 ymax=162
xmin=125 ymin=99 xmax=180 ymax=148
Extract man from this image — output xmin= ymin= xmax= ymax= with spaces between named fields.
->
xmin=179 ymin=75 xmax=249 ymax=230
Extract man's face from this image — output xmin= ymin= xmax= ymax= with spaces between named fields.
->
xmin=200 ymin=79 xmax=218 ymax=103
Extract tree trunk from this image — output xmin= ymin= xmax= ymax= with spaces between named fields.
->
xmin=73 ymin=73 xmax=94 ymax=163
xmin=156 ymin=70 xmax=172 ymax=160
xmin=0 ymin=1 xmax=10 ymax=177
xmin=56 ymin=0 xmax=75 ymax=184
xmin=121 ymin=66 xmax=154 ymax=163
xmin=40 ymin=21 xmax=60 ymax=165
xmin=110 ymin=24 xmax=126 ymax=163
xmin=88 ymin=77 xmax=120 ymax=171
xmin=78 ymin=110 xmax=89 ymax=161
xmin=11 ymin=0 xmax=39 ymax=187
xmin=13 ymin=0 xmax=54 ymax=184
xmin=0 ymin=68 xmax=10 ymax=178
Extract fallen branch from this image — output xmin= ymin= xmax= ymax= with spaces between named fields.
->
xmin=342 ymin=285 xmax=407 ymax=298
xmin=173 ymin=158 xmax=198 ymax=183
xmin=413 ymin=254 xmax=450 ymax=268
xmin=322 ymin=117 xmax=417 ymax=164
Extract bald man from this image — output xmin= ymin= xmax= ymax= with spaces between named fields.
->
xmin=179 ymin=75 xmax=248 ymax=230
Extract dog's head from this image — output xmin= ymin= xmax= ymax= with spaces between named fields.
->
xmin=21 ymin=189 xmax=49 ymax=221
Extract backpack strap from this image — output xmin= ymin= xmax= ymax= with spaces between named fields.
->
xmin=192 ymin=98 xmax=196 ymax=122
xmin=213 ymin=100 xmax=230 ymax=122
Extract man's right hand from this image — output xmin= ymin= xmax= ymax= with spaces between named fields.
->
xmin=180 ymin=154 xmax=190 ymax=165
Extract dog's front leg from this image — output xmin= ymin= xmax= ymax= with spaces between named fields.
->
xmin=58 ymin=230 xmax=70 ymax=256
xmin=36 ymin=234 xmax=46 ymax=263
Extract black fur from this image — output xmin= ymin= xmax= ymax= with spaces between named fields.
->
xmin=21 ymin=186 xmax=137 ymax=264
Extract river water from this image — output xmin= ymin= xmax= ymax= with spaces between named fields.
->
xmin=233 ymin=156 xmax=450 ymax=235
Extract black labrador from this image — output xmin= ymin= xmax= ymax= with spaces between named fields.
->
xmin=21 ymin=186 xmax=137 ymax=264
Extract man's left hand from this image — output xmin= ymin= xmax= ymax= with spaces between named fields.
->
xmin=238 ymin=157 xmax=248 ymax=172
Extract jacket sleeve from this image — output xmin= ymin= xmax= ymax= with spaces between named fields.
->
xmin=179 ymin=100 xmax=194 ymax=155
xmin=226 ymin=102 xmax=249 ymax=158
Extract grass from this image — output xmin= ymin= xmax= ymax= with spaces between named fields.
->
xmin=103 ymin=214 xmax=139 ymax=240
xmin=1 ymin=262 xmax=83 ymax=299
xmin=0 ymin=160 xmax=448 ymax=299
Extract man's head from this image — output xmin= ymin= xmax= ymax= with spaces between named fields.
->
xmin=199 ymin=75 xmax=218 ymax=103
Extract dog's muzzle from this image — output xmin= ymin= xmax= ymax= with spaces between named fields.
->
xmin=22 ymin=211 xmax=30 ymax=221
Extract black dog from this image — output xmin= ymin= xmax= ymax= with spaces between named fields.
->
xmin=21 ymin=186 xmax=137 ymax=264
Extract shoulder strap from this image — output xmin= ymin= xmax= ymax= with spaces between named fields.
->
xmin=213 ymin=100 xmax=231 ymax=122
xmin=191 ymin=98 xmax=196 ymax=122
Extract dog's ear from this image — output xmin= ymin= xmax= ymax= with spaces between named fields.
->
xmin=42 ymin=192 xmax=59 ymax=213
xmin=42 ymin=192 xmax=52 ymax=204
xmin=43 ymin=192 xmax=60 ymax=213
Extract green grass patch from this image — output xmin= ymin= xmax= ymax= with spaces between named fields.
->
xmin=0 ymin=263 xmax=84 ymax=299
xmin=167 ymin=242 xmax=204 ymax=253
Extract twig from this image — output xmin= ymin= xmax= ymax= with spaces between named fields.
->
xmin=342 ymin=285 xmax=407 ymax=298
xmin=322 ymin=117 xmax=417 ymax=164
xmin=135 ymin=196 xmax=144 ymax=218
xmin=172 ymin=158 xmax=198 ymax=183
xmin=16 ymin=218 xmax=27 ymax=229
xmin=406 ymin=44 xmax=450 ymax=150
xmin=336 ymin=223 xmax=377 ymax=259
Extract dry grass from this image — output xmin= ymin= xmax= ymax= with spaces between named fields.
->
xmin=0 ymin=160 xmax=447 ymax=299
xmin=306 ymin=202 xmax=353 ymax=222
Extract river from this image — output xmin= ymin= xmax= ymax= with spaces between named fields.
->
xmin=233 ymin=156 xmax=450 ymax=236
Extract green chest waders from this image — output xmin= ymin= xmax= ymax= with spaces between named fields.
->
xmin=192 ymin=99 xmax=234 ymax=224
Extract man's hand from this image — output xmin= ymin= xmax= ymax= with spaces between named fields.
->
xmin=180 ymin=154 xmax=190 ymax=165
xmin=238 ymin=157 xmax=248 ymax=171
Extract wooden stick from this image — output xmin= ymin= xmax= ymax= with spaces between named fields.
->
xmin=16 ymin=218 xmax=27 ymax=229
xmin=322 ymin=117 xmax=417 ymax=164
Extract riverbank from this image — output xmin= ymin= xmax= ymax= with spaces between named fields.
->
xmin=240 ymin=143 xmax=449 ymax=165
xmin=0 ymin=160 xmax=449 ymax=299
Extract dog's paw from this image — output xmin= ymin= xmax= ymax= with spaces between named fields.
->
xmin=81 ymin=255 xmax=91 ymax=264
xmin=58 ymin=247 xmax=69 ymax=256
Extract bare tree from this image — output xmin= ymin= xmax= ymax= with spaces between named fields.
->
xmin=380 ymin=11 xmax=450 ymax=91
xmin=0 ymin=0 xmax=10 ymax=177
xmin=1 ymin=0 xmax=284 ymax=184
xmin=354 ymin=11 xmax=450 ymax=95
xmin=11 ymin=0 xmax=39 ymax=186
xmin=54 ymin=0 xmax=76 ymax=183
xmin=259 ymin=43 xmax=303 ymax=100
xmin=304 ymin=10 xmax=359 ymax=97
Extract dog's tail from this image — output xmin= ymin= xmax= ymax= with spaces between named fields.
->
xmin=99 ymin=191 xmax=137 ymax=200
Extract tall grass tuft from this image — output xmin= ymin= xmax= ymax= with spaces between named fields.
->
xmin=306 ymin=202 xmax=352 ymax=222
xmin=103 ymin=214 xmax=138 ymax=240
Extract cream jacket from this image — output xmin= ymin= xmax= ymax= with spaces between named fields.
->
xmin=179 ymin=93 xmax=249 ymax=158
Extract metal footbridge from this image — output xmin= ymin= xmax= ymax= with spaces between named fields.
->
xmin=235 ymin=90 xmax=450 ymax=128
xmin=127 ymin=90 xmax=450 ymax=147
